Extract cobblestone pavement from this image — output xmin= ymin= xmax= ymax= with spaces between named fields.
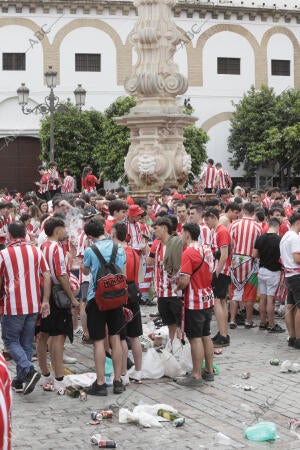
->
xmin=3 ymin=307 xmax=300 ymax=450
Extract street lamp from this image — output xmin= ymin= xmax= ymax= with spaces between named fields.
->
xmin=17 ymin=66 xmax=86 ymax=162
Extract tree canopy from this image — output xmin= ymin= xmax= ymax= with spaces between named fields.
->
xmin=228 ymin=86 xmax=300 ymax=176
xmin=39 ymin=96 xmax=208 ymax=184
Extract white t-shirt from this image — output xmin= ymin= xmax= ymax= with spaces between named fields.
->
xmin=280 ymin=230 xmax=300 ymax=277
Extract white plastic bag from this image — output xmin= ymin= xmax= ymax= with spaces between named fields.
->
xmin=178 ymin=342 xmax=193 ymax=373
xmin=134 ymin=403 xmax=178 ymax=416
xmin=142 ymin=348 xmax=164 ymax=379
xmin=161 ymin=348 xmax=185 ymax=378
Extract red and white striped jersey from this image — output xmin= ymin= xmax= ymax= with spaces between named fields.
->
xmin=41 ymin=240 xmax=67 ymax=285
xmin=0 ymin=353 xmax=11 ymax=450
xmin=126 ymin=221 xmax=143 ymax=250
xmin=180 ymin=243 xmax=214 ymax=310
xmin=216 ymin=168 xmax=230 ymax=189
xmin=0 ymin=240 xmax=49 ymax=315
xmin=0 ymin=216 xmax=8 ymax=246
xmin=262 ymin=196 xmax=272 ymax=209
xmin=76 ymin=231 xmax=91 ymax=283
xmin=38 ymin=173 xmax=49 ymax=195
xmin=47 ymin=169 xmax=61 ymax=191
xmin=211 ymin=224 xmax=231 ymax=275
xmin=154 ymin=241 xmax=178 ymax=298
xmin=229 ymin=217 xmax=261 ymax=256
xmin=201 ymin=164 xmax=217 ymax=189
xmin=199 ymin=222 xmax=211 ymax=246
xmin=61 ymin=175 xmax=74 ymax=193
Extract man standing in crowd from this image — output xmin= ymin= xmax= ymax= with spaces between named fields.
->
xmin=35 ymin=165 xmax=49 ymax=200
xmin=105 ymin=200 xmax=128 ymax=235
xmin=229 ymin=202 xmax=261 ymax=329
xmin=218 ymin=202 xmax=241 ymax=229
xmin=150 ymin=217 xmax=183 ymax=344
xmin=38 ymin=218 xmax=79 ymax=392
xmin=47 ymin=161 xmax=61 ymax=199
xmin=61 ymin=168 xmax=75 ymax=194
xmin=112 ymin=222 xmax=143 ymax=383
xmin=214 ymin=162 xmax=232 ymax=192
xmin=280 ymin=212 xmax=300 ymax=349
xmin=188 ymin=202 xmax=211 ymax=246
xmin=200 ymin=159 xmax=217 ymax=194
xmin=204 ymin=208 xmax=231 ymax=347
xmin=1 ymin=221 xmax=51 ymax=394
xmin=253 ymin=218 xmax=284 ymax=333
xmin=176 ymin=202 xmax=189 ymax=234
xmin=176 ymin=223 xmax=215 ymax=386
xmin=83 ymin=219 xmax=126 ymax=395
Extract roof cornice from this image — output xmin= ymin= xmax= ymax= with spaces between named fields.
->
xmin=0 ymin=1 xmax=299 ymax=23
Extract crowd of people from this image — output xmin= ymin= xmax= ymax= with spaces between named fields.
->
xmin=1 ymin=159 xmax=300 ymax=448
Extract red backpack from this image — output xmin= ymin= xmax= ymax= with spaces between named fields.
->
xmin=92 ymin=243 xmax=128 ymax=311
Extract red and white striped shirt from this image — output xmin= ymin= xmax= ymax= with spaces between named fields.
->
xmin=47 ymin=169 xmax=61 ymax=191
xmin=229 ymin=217 xmax=261 ymax=256
xmin=0 ymin=353 xmax=11 ymax=450
xmin=76 ymin=231 xmax=91 ymax=283
xmin=262 ymin=196 xmax=272 ymax=209
xmin=154 ymin=241 xmax=179 ymax=298
xmin=216 ymin=168 xmax=231 ymax=189
xmin=126 ymin=221 xmax=143 ymax=251
xmin=180 ymin=243 xmax=214 ymax=310
xmin=201 ymin=164 xmax=217 ymax=189
xmin=0 ymin=240 xmax=48 ymax=315
xmin=199 ymin=222 xmax=211 ymax=246
xmin=41 ymin=240 xmax=67 ymax=285
xmin=61 ymin=175 xmax=74 ymax=193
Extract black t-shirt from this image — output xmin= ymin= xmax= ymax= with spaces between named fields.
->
xmin=254 ymin=233 xmax=282 ymax=271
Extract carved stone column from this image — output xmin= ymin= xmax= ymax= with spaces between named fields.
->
xmin=116 ymin=0 xmax=196 ymax=191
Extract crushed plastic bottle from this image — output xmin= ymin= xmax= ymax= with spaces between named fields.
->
xmin=215 ymin=432 xmax=236 ymax=446
xmin=244 ymin=421 xmax=277 ymax=442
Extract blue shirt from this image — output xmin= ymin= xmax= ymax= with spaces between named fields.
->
xmin=84 ymin=239 xmax=126 ymax=302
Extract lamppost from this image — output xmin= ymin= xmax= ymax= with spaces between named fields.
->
xmin=17 ymin=66 xmax=86 ymax=162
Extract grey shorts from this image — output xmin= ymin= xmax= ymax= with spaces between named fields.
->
xmin=258 ymin=267 xmax=280 ymax=296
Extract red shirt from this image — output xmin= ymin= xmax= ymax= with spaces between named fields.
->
xmin=105 ymin=218 xmax=116 ymax=235
xmin=0 ymin=353 xmax=11 ymax=450
xmin=41 ymin=240 xmax=67 ymax=285
xmin=180 ymin=243 xmax=214 ymax=310
xmin=279 ymin=220 xmax=290 ymax=237
xmin=0 ymin=240 xmax=48 ymax=315
xmin=125 ymin=247 xmax=140 ymax=283
xmin=82 ymin=174 xmax=98 ymax=192
xmin=211 ymin=224 xmax=231 ymax=275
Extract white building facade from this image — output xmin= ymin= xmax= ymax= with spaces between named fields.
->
xmin=0 ymin=0 xmax=299 ymax=190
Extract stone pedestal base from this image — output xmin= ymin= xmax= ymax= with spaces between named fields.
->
xmin=116 ymin=113 xmax=196 ymax=191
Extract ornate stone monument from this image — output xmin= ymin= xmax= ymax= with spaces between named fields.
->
xmin=116 ymin=0 xmax=197 ymax=191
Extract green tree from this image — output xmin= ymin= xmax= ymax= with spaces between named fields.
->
xmin=39 ymin=101 xmax=104 ymax=178
xmin=96 ymin=96 xmax=136 ymax=182
xmin=183 ymin=125 xmax=208 ymax=183
xmin=228 ymin=86 xmax=300 ymax=178
xmin=228 ymin=85 xmax=278 ymax=175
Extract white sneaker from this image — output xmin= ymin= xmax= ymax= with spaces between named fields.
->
xmin=129 ymin=370 xmax=142 ymax=383
xmin=63 ymin=355 xmax=77 ymax=364
xmin=54 ymin=378 xmax=66 ymax=394
xmin=121 ymin=373 xmax=130 ymax=386
xmin=40 ymin=373 xmax=54 ymax=390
